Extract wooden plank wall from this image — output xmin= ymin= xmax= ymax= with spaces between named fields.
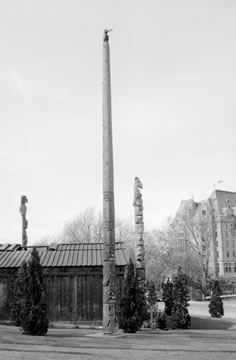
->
xmin=43 ymin=267 xmax=125 ymax=323
xmin=0 ymin=266 xmax=125 ymax=323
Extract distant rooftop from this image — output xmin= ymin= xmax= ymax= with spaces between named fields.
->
xmin=176 ymin=198 xmax=199 ymax=216
xmin=209 ymin=190 xmax=236 ymax=214
xmin=174 ymin=190 xmax=236 ymax=219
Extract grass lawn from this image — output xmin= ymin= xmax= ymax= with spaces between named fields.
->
xmin=1 ymin=315 xmax=236 ymax=360
xmin=1 ymin=300 xmax=236 ymax=360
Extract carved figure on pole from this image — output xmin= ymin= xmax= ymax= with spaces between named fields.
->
xmin=133 ymin=177 xmax=145 ymax=275
xmin=20 ymin=195 xmax=28 ymax=248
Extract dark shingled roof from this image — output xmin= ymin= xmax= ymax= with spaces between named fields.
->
xmin=0 ymin=242 xmax=128 ymax=268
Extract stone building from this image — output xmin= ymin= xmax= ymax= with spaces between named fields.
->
xmin=209 ymin=190 xmax=236 ymax=278
xmin=172 ymin=190 xmax=236 ymax=285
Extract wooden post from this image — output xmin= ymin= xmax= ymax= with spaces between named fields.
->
xmin=133 ymin=177 xmax=145 ymax=282
xmin=102 ymin=29 xmax=117 ymax=335
xmin=20 ymin=195 xmax=28 ymax=248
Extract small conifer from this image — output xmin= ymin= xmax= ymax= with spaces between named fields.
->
xmin=171 ymin=267 xmax=191 ymax=329
xmin=162 ymin=277 xmax=173 ymax=316
xmin=10 ymin=262 xmax=28 ymax=326
xmin=10 ymin=248 xmax=48 ymax=335
xmin=119 ymin=259 xmax=148 ymax=333
xmin=209 ymin=280 xmax=224 ymax=318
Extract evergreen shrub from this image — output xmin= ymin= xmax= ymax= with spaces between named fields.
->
xmin=171 ymin=267 xmax=191 ymax=329
xmin=10 ymin=262 xmax=28 ymax=326
xmin=209 ymin=280 xmax=224 ymax=318
xmin=119 ymin=259 xmax=148 ymax=333
xmin=10 ymin=248 xmax=49 ymax=335
xmin=162 ymin=278 xmax=173 ymax=316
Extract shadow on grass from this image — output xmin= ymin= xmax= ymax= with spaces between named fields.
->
xmin=190 ymin=315 xmax=236 ymax=330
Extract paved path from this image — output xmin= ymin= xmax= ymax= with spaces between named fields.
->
xmin=189 ymin=299 xmax=236 ymax=318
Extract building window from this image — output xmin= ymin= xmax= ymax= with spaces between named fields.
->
xmin=233 ymin=250 xmax=235 ymax=258
xmin=202 ymin=210 xmax=206 ymax=216
xmin=225 ymin=263 xmax=232 ymax=273
xmin=216 ymin=263 xmax=220 ymax=274
xmin=234 ymin=263 xmax=236 ymax=272
xmin=217 ymin=251 xmax=219 ymax=258
xmin=215 ymin=231 xmax=217 ymax=238
xmin=226 ymin=240 xmax=229 ymax=247
xmin=227 ymin=251 xmax=229 ymax=258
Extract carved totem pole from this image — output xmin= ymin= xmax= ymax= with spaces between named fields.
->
xmin=102 ymin=29 xmax=117 ymax=335
xmin=133 ymin=177 xmax=145 ymax=282
xmin=20 ymin=195 xmax=28 ymax=248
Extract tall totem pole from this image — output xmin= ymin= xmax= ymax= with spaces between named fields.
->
xmin=133 ymin=177 xmax=145 ymax=282
xmin=102 ymin=29 xmax=117 ymax=335
xmin=20 ymin=195 xmax=28 ymax=248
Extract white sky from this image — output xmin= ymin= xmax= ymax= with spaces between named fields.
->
xmin=0 ymin=0 xmax=236 ymax=244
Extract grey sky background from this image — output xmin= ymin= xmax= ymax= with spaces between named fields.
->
xmin=0 ymin=0 xmax=236 ymax=244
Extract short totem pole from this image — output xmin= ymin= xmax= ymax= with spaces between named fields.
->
xmin=133 ymin=177 xmax=145 ymax=282
xmin=102 ymin=29 xmax=117 ymax=335
xmin=20 ymin=195 xmax=28 ymax=248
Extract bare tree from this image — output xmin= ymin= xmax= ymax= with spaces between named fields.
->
xmin=173 ymin=201 xmax=215 ymax=295
xmin=145 ymin=229 xmax=174 ymax=290
xmin=167 ymin=249 xmax=203 ymax=288
xmin=54 ymin=208 xmax=135 ymax=245
xmin=59 ymin=207 xmax=103 ymax=243
xmin=115 ymin=219 xmax=136 ymax=259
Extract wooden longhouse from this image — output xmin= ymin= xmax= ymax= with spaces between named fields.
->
xmin=0 ymin=242 xmax=128 ymax=325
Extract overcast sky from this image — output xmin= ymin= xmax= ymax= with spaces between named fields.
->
xmin=0 ymin=0 xmax=236 ymax=244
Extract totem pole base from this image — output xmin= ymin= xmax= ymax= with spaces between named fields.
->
xmin=103 ymin=304 xmax=117 ymax=335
